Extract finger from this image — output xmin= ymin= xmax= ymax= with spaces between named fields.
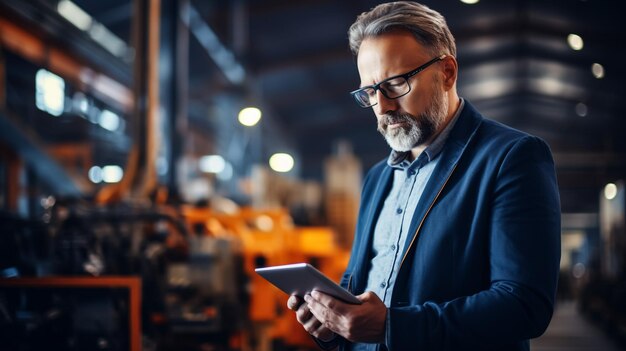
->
xmin=356 ymin=291 xmax=383 ymax=305
xmin=311 ymin=317 xmax=335 ymax=340
xmin=305 ymin=318 xmax=336 ymax=341
xmin=295 ymin=303 xmax=313 ymax=323
xmin=307 ymin=306 xmax=339 ymax=337
xmin=356 ymin=291 xmax=372 ymax=302
xmin=358 ymin=291 xmax=383 ymax=304
xmin=302 ymin=315 xmax=323 ymax=335
xmin=287 ymin=294 xmax=303 ymax=310
xmin=305 ymin=294 xmax=332 ymax=327
xmin=311 ymin=290 xmax=345 ymax=312
xmin=315 ymin=326 xmax=336 ymax=342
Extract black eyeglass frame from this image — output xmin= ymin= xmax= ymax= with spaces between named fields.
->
xmin=350 ymin=54 xmax=447 ymax=108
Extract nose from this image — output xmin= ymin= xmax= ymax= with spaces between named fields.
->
xmin=373 ymin=89 xmax=398 ymax=115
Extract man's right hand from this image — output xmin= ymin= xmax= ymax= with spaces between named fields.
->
xmin=287 ymin=294 xmax=336 ymax=342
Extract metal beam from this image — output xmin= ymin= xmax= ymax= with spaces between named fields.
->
xmin=182 ymin=2 xmax=246 ymax=85
xmin=160 ymin=0 xmax=189 ymax=201
xmin=0 ymin=111 xmax=82 ymax=198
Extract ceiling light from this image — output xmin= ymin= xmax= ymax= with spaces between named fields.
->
xmin=72 ymin=92 xmax=89 ymax=114
xmin=88 ymin=166 xmax=103 ymax=184
xmin=567 ymin=34 xmax=584 ymax=51
xmin=460 ymin=0 xmax=479 ymax=4
xmin=99 ymin=109 xmax=121 ymax=131
xmin=35 ymin=69 xmax=65 ymax=117
xmin=238 ymin=107 xmax=262 ymax=126
xmin=102 ymin=165 xmax=124 ymax=183
xmin=269 ymin=153 xmax=294 ymax=173
xmin=591 ymin=63 xmax=605 ymax=79
xmin=199 ymin=155 xmax=226 ymax=173
xmin=88 ymin=23 xmax=128 ymax=58
xmin=604 ymin=183 xmax=617 ymax=200
xmin=57 ymin=0 xmax=93 ymax=31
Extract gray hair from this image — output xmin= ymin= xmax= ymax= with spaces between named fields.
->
xmin=348 ymin=1 xmax=456 ymax=58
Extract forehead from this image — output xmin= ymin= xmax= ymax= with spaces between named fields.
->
xmin=356 ymin=31 xmax=430 ymax=77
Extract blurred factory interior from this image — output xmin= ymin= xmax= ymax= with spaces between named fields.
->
xmin=0 ymin=0 xmax=625 ymax=350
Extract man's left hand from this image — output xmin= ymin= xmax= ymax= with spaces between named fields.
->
xmin=304 ymin=290 xmax=386 ymax=343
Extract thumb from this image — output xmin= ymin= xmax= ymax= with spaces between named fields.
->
xmin=357 ymin=291 xmax=382 ymax=303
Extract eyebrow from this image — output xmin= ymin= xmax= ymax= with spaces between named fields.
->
xmin=358 ymin=55 xmax=446 ymax=90
xmin=360 ymin=72 xmax=402 ymax=89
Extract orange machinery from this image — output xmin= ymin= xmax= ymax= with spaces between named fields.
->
xmin=181 ymin=205 xmax=351 ymax=349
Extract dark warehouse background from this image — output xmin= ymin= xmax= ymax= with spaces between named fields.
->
xmin=0 ymin=0 xmax=625 ymax=350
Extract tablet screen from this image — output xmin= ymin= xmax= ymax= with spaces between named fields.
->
xmin=255 ymin=263 xmax=361 ymax=305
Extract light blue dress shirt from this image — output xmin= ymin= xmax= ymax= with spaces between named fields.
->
xmin=352 ymin=99 xmax=464 ymax=351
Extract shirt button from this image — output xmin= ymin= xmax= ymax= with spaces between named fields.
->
xmin=396 ymin=208 xmax=403 ymax=214
xmin=380 ymin=282 xmax=386 ymax=288
xmin=391 ymin=245 xmax=396 ymax=251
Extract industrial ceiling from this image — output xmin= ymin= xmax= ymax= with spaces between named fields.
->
xmin=1 ymin=0 xmax=624 ymax=214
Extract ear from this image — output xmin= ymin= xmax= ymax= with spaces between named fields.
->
xmin=440 ymin=56 xmax=458 ymax=91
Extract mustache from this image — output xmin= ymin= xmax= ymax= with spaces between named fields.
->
xmin=379 ymin=113 xmax=415 ymax=126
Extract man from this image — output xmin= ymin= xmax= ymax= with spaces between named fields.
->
xmin=288 ymin=2 xmax=561 ymax=351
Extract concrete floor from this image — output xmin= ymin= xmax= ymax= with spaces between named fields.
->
xmin=531 ymin=301 xmax=624 ymax=351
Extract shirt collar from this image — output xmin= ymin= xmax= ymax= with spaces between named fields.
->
xmin=387 ymin=98 xmax=465 ymax=169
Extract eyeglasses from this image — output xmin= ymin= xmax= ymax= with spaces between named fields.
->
xmin=350 ymin=54 xmax=446 ymax=108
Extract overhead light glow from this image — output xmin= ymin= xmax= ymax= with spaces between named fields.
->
xmin=567 ymin=34 xmax=584 ymax=51
xmin=238 ymin=107 xmax=262 ymax=126
xmin=604 ymin=183 xmax=617 ymax=200
xmin=460 ymin=0 xmax=479 ymax=4
xmin=35 ymin=69 xmax=65 ymax=116
xmin=87 ymin=106 xmax=101 ymax=124
xmin=199 ymin=155 xmax=226 ymax=173
xmin=269 ymin=153 xmax=294 ymax=173
xmin=57 ymin=0 xmax=129 ymax=59
xmin=99 ymin=109 xmax=121 ymax=131
xmin=72 ymin=92 xmax=89 ymax=114
xmin=88 ymin=166 xmax=103 ymax=184
xmin=591 ymin=63 xmax=605 ymax=79
xmin=575 ymin=103 xmax=587 ymax=117
xmin=255 ymin=215 xmax=274 ymax=231
xmin=102 ymin=165 xmax=124 ymax=183
xmin=57 ymin=0 xmax=93 ymax=31
xmin=89 ymin=23 xmax=128 ymax=58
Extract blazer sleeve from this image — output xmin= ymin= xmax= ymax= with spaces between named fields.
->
xmin=385 ymin=136 xmax=561 ymax=350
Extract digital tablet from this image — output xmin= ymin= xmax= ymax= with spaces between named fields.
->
xmin=255 ymin=263 xmax=361 ymax=305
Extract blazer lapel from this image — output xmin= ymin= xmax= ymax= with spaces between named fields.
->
xmin=399 ymin=102 xmax=484 ymax=265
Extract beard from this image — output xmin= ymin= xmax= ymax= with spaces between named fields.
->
xmin=377 ymin=77 xmax=449 ymax=152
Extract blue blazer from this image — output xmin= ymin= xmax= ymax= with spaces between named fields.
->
xmin=340 ymin=101 xmax=561 ymax=351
